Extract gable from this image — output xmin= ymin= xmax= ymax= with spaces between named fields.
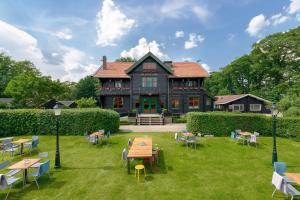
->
xmin=126 ymin=52 xmax=173 ymax=74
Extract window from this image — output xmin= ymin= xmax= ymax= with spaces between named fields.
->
xmin=114 ymin=80 xmax=122 ymax=88
xmin=113 ymin=97 xmax=123 ymax=108
xmin=232 ymin=104 xmax=244 ymax=112
xmin=186 ymin=80 xmax=197 ymax=87
xmin=250 ymin=104 xmax=261 ymax=111
xmin=143 ymin=62 xmax=156 ymax=70
xmin=189 ymin=97 xmax=199 ymax=109
xmin=142 ymin=77 xmax=157 ymax=87
xmin=206 ymin=98 xmax=211 ymax=106
xmin=171 ymin=97 xmax=180 ymax=109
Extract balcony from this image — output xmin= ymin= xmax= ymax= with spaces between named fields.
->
xmin=171 ymin=86 xmax=203 ymax=94
xmin=100 ymin=87 xmax=130 ymax=95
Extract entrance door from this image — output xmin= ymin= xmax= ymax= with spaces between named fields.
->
xmin=141 ymin=97 xmax=158 ymax=113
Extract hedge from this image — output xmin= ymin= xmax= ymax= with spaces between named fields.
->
xmin=187 ymin=112 xmax=300 ymax=137
xmin=0 ymin=108 xmax=120 ymax=136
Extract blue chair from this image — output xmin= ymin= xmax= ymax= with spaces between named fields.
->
xmin=29 ymin=160 xmax=50 ymax=189
xmin=230 ymin=132 xmax=236 ymax=140
xmin=31 ymin=152 xmax=49 ymax=168
xmin=274 ymin=162 xmax=293 ymax=183
xmin=0 ymin=174 xmax=21 ymax=200
xmin=0 ymin=160 xmax=21 ymax=177
xmin=24 ymin=136 xmax=39 ymax=155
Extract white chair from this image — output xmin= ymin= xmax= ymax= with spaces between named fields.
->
xmin=121 ymin=148 xmax=127 ymax=166
xmin=174 ymin=132 xmax=178 ymax=140
xmin=254 ymin=132 xmax=260 ymax=136
xmin=287 ymin=184 xmax=300 ymax=200
xmin=1 ymin=140 xmax=19 ymax=159
xmin=0 ymin=174 xmax=21 ymax=200
xmin=0 ymin=161 xmax=21 ymax=177
xmin=29 ymin=160 xmax=51 ymax=189
xmin=248 ymin=134 xmax=257 ymax=147
xmin=272 ymin=172 xmax=287 ymax=198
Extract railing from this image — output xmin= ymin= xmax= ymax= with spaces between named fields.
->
xmin=99 ymin=87 xmax=130 ymax=95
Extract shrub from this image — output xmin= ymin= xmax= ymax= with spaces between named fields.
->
xmin=76 ymin=98 xmax=97 ymax=108
xmin=187 ymin=112 xmax=300 ymax=137
xmin=0 ymin=108 xmax=119 ymax=136
xmin=0 ymin=102 xmax=8 ymax=109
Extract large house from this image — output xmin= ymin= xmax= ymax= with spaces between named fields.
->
xmin=94 ymin=52 xmax=213 ymax=115
xmin=214 ymin=94 xmax=271 ymax=113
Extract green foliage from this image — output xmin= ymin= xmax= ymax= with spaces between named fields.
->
xmin=0 ymin=108 xmax=119 ymax=136
xmin=115 ymin=57 xmax=136 ymax=62
xmin=172 ymin=115 xmax=187 ymax=123
xmin=4 ymin=72 xmax=66 ymax=108
xmin=205 ymin=26 xmax=300 ymax=102
xmin=0 ymin=102 xmax=8 ymax=109
xmin=75 ymin=76 xmax=98 ymax=99
xmin=187 ymin=112 xmax=300 ymax=137
xmin=76 ymin=97 xmax=97 ymax=108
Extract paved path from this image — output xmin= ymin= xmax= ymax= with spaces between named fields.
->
xmin=119 ymin=123 xmax=186 ymax=132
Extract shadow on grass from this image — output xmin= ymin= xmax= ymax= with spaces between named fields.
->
xmin=62 ymin=165 xmax=116 ymax=171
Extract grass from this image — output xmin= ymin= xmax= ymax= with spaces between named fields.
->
xmin=1 ymin=133 xmax=300 ymax=200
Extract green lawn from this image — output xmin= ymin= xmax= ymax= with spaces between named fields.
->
xmin=1 ymin=133 xmax=300 ymax=200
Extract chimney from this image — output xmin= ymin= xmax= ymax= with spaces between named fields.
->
xmin=102 ymin=56 xmax=107 ymax=70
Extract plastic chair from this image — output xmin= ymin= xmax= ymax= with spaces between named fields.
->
xmin=273 ymin=162 xmax=294 ymax=183
xmin=31 ymin=152 xmax=49 ymax=168
xmin=1 ymin=140 xmax=19 ymax=159
xmin=29 ymin=160 xmax=51 ymax=189
xmin=135 ymin=164 xmax=146 ymax=182
xmin=248 ymin=134 xmax=257 ymax=147
xmin=230 ymin=131 xmax=236 ymax=140
xmin=0 ymin=160 xmax=20 ymax=177
xmin=0 ymin=174 xmax=21 ymax=200
xmin=121 ymin=148 xmax=127 ymax=166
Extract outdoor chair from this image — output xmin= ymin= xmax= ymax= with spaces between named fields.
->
xmin=273 ymin=162 xmax=294 ymax=183
xmin=31 ymin=152 xmax=49 ymax=168
xmin=230 ymin=131 xmax=236 ymax=140
xmin=29 ymin=160 xmax=50 ymax=189
xmin=128 ymin=138 xmax=133 ymax=147
xmin=235 ymin=130 xmax=241 ymax=134
xmin=0 ymin=174 xmax=21 ymax=200
xmin=248 ymin=134 xmax=257 ymax=147
xmin=0 ymin=160 xmax=21 ymax=177
xmin=88 ymin=135 xmax=97 ymax=144
xmin=152 ymin=147 xmax=159 ymax=164
xmin=24 ymin=136 xmax=39 ymax=155
xmin=1 ymin=140 xmax=19 ymax=159
xmin=287 ymin=184 xmax=300 ymax=200
xmin=186 ymin=136 xmax=197 ymax=149
xmin=254 ymin=131 xmax=260 ymax=136
xmin=122 ymin=148 xmax=127 ymax=166
xmin=272 ymin=171 xmax=288 ymax=198
xmin=175 ymin=133 xmax=185 ymax=142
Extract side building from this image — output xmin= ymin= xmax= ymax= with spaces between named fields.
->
xmin=93 ymin=52 xmax=213 ymax=115
xmin=214 ymin=94 xmax=271 ymax=113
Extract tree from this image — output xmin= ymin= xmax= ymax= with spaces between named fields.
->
xmin=0 ymin=53 xmax=39 ymax=97
xmin=76 ymin=97 xmax=97 ymax=108
xmin=4 ymin=72 xmax=66 ymax=108
xmin=115 ymin=57 xmax=136 ymax=62
xmin=75 ymin=76 xmax=98 ymax=99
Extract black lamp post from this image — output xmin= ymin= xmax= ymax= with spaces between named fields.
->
xmin=53 ymin=103 xmax=61 ymax=169
xmin=271 ymin=102 xmax=278 ymax=165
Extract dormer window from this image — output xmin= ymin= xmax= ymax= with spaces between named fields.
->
xmin=143 ymin=62 xmax=156 ymax=70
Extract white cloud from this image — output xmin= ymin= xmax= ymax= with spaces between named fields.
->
xmin=288 ymin=0 xmax=300 ymax=14
xmin=201 ymin=63 xmax=211 ymax=72
xmin=184 ymin=33 xmax=205 ymax=49
xmin=0 ymin=20 xmax=97 ymax=82
xmin=55 ymin=29 xmax=73 ymax=40
xmin=96 ymin=0 xmax=136 ymax=46
xmin=120 ymin=37 xmax=169 ymax=60
xmin=175 ymin=31 xmax=184 ymax=38
xmin=271 ymin=13 xmax=289 ymax=26
xmin=160 ymin=0 xmax=211 ymax=22
xmin=246 ymin=14 xmax=270 ymax=37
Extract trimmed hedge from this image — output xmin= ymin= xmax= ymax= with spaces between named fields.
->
xmin=187 ymin=112 xmax=300 ymax=137
xmin=0 ymin=108 xmax=119 ymax=136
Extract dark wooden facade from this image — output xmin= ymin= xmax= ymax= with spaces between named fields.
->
xmin=96 ymin=52 xmax=213 ymax=115
xmin=214 ymin=94 xmax=271 ymax=114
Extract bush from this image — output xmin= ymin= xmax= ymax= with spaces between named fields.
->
xmin=187 ymin=112 xmax=300 ymax=137
xmin=76 ymin=98 xmax=97 ymax=108
xmin=0 ymin=102 xmax=8 ymax=109
xmin=0 ymin=108 xmax=119 ymax=136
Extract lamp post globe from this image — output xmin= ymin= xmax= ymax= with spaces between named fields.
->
xmin=271 ymin=102 xmax=278 ymax=165
xmin=53 ymin=103 xmax=61 ymax=169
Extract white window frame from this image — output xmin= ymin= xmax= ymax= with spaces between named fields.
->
xmin=232 ymin=104 xmax=244 ymax=112
xmin=250 ymin=104 xmax=261 ymax=111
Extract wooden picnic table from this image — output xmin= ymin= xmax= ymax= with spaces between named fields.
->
xmin=8 ymin=158 xmax=40 ymax=186
xmin=238 ymin=132 xmax=252 ymax=137
xmin=127 ymin=137 xmax=153 ymax=174
xmin=285 ymin=173 xmax=300 ymax=185
xmin=90 ymin=132 xmax=105 ymax=144
xmin=182 ymin=132 xmax=194 ymax=137
xmin=12 ymin=139 xmax=32 ymax=154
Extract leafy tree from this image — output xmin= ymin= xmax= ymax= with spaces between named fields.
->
xmin=76 ymin=97 xmax=97 ymax=108
xmin=4 ymin=72 xmax=66 ymax=108
xmin=75 ymin=76 xmax=98 ymax=99
xmin=115 ymin=57 xmax=136 ymax=62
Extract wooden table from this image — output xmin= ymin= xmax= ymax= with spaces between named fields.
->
xmin=90 ymin=132 xmax=104 ymax=144
xmin=8 ymin=158 xmax=40 ymax=186
xmin=127 ymin=137 xmax=152 ymax=174
xmin=182 ymin=132 xmax=194 ymax=137
xmin=12 ymin=139 xmax=32 ymax=154
xmin=285 ymin=173 xmax=300 ymax=185
xmin=239 ymin=132 xmax=252 ymax=137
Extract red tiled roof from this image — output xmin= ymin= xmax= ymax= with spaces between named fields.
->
xmin=214 ymin=94 xmax=271 ymax=104
xmin=94 ymin=62 xmax=209 ymax=78
xmin=214 ymin=94 xmax=247 ymax=104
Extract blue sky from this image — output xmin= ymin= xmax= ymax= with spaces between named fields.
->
xmin=0 ymin=0 xmax=300 ymax=81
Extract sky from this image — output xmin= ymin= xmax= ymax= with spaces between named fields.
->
xmin=0 ymin=0 xmax=300 ymax=82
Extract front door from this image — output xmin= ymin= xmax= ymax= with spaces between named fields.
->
xmin=141 ymin=96 xmax=158 ymax=113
